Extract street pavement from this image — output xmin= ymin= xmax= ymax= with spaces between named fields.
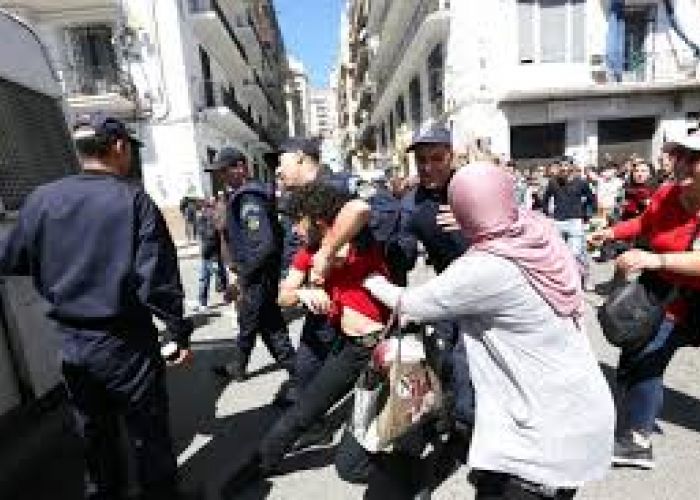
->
xmin=172 ymin=242 xmax=700 ymax=500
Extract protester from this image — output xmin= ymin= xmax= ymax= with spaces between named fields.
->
xmin=365 ymin=162 xmax=615 ymax=500
xmin=656 ymin=151 xmax=675 ymax=185
xmin=542 ymin=162 xmax=596 ymax=289
xmin=596 ymin=168 xmax=624 ymax=222
xmin=195 ymin=197 xmax=229 ymax=311
xmin=227 ymin=181 xmax=390 ymax=486
xmin=591 ymin=131 xmax=700 ymax=470
xmin=620 ymin=162 xmax=656 ymax=221
xmin=211 ymin=148 xmax=296 ymax=383
xmin=0 ymin=115 xmax=193 ymax=499
xmin=180 ymin=196 xmax=198 ymax=242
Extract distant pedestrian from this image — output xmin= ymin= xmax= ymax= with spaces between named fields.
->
xmin=181 ymin=196 xmax=198 ymax=242
xmin=195 ymin=197 xmax=228 ymax=311
xmin=0 ymin=114 xmax=193 ymax=500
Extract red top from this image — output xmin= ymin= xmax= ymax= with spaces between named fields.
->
xmin=613 ymin=183 xmax=700 ymax=318
xmin=620 ymin=184 xmax=656 ymax=220
xmin=292 ymin=244 xmax=390 ymax=326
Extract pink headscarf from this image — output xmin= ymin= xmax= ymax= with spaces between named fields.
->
xmin=448 ymin=162 xmax=584 ymax=318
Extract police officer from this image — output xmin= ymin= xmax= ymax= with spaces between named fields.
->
xmin=0 ymin=115 xmax=193 ymax=500
xmin=212 ymin=148 xmax=296 ymax=383
xmin=389 ymin=124 xmax=474 ymax=428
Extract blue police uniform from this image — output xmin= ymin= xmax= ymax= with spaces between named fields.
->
xmin=388 ymin=181 xmax=474 ymax=425
xmin=0 ymin=171 xmax=191 ymax=499
xmin=224 ymin=181 xmax=296 ymax=379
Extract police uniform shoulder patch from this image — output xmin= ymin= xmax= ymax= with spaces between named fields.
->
xmin=241 ymin=201 xmax=262 ymax=232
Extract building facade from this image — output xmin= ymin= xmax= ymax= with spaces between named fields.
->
xmin=342 ymin=0 xmax=700 ymax=174
xmin=340 ymin=0 xmax=451 ymax=177
xmin=448 ymin=0 xmax=700 ymax=167
xmin=285 ymin=56 xmax=310 ymax=137
xmin=308 ymin=87 xmax=337 ymax=137
xmin=1 ymin=0 xmax=289 ymax=230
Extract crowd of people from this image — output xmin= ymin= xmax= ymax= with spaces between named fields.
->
xmin=1 ymin=111 xmax=700 ymax=500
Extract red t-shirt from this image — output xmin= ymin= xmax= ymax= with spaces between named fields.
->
xmin=613 ymin=183 xmax=700 ymax=318
xmin=291 ymin=244 xmax=390 ymax=326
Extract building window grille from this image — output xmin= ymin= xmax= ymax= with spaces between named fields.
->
xmin=517 ymin=0 xmax=585 ymax=64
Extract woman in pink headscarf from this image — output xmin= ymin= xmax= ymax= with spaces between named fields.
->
xmin=364 ymin=162 xmax=614 ymax=499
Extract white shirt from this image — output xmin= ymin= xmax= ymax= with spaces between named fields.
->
xmin=365 ymin=251 xmax=614 ymax=488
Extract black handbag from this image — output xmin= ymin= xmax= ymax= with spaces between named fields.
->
xmin=597 ymin=272 xmax=675 ymax=352
xmin=598 ymin=224 xmax=700 ymax=352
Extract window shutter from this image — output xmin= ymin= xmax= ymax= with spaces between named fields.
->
xmin=571 ymin=0 xmax=586 ymax=63
xmin=517 ymin=0 xmax=536 ymax=63
xmin=540 ymin=0 xmax=567 ymax=63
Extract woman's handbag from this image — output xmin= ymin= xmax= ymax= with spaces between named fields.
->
xmin=597 ymin=272 xmax=675 ymax=352
xmin=598 ymin=223 xmax=700 ymax=352
xmin=349 ymin=300 xmax=443 ymax=451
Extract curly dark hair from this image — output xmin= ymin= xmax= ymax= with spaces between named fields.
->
xmin=286 ymin=181 xmax=350 ymax=224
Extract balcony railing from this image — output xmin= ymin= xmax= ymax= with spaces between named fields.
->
xmin=59 ymin=64 xmax=134 ymax=98
xmin=603 ymin=50 xmax=699 ymax=84
xmin=374 ymin=0 xmax=448 ymax=105
xmin=189 ymin=0 xmax=248 ymax=64
xmin=199 ymin=80 xmax=276 ymax=147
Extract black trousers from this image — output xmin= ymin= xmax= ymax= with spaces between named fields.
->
xmin=235 ymin=280 xmax=296 ymax=373
xmin=259 ymin=337 xmax=370 ymax=469
xmin=473 ymin=472 xmax=577 ymax=500
xmin=294 ymin=312 xmax=338 ymax=390
xmin=60 ymin=335 xmax=177 ymax=500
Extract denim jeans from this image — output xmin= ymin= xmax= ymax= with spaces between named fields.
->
xmin=616 ymin=317 xmax=685 ymax=435
xmin=197 ymin=256 xmax=228 ymax=306
xmin=553 ymin=219 xmax=588 ymax=283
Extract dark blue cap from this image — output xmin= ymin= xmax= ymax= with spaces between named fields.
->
xmin=72 ymin=113 xmax=143 ymax=146
xmin=213 ymin=147 xmax=247 ymax=168
xmin=406 ymin=124 xmax=452 ymax=152
xmin=277 ymin=136 xmax=321 ymax=160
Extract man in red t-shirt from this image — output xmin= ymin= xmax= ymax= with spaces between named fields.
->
xmin=235 ymin=181 xmax=392 ymax=482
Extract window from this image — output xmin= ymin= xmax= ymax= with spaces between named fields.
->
xmin=510 ymin=123 xmax=565 ymax=160
xmin=428 ymin=44 xmax=444 ymax=117
xmin=409 ymin=75 xmax=422 ymax=126
xmin=389 ymin=112 xmax=395 ymax=145
xmin=395 ymin=95 xmax=406 ymax=127
xmin=517 ymin=0 xmax=585 ymax=64
xmin=380 ymin=122 xmax=387 ymax=148
xmin=66 ymin=24 xmax=119 ymax=94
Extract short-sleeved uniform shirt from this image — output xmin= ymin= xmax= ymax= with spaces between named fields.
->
xmin=291 ymin=244 xmax=390 ymax=327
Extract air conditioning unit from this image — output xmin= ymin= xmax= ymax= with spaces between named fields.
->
xmin=590 ymin=54 xmax=607 ymax=83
